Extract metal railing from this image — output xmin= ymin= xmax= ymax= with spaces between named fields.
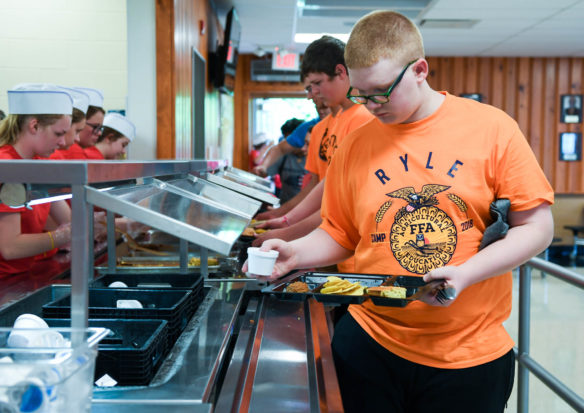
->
xmin=517 ymin=257 xmax=584 ymax=412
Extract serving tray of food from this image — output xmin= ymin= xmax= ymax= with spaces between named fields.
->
xmin=261 ymin=272 xmax=454 ymax=307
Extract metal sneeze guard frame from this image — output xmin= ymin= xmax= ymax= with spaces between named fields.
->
xmin=516 ymin=257 xmax=584 ymax=412
xmin=0 ymin=159 xmax=228 ymax=337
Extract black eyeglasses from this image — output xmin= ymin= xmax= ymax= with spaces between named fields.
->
xmin=85 ymin=122 xmax=103 ymax=134
xmin=346 ymin=59 xmax=418 ymax=105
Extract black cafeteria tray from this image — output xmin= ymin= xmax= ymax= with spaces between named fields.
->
xmin=42 ymin=288 xmax=194 ymax=346
xmin=91 ymin=272 xmax=203 ymax=309
xmin=262 ymin=272 xmax=427 ymax=307
xmin=46 ymin=318 xmax=168 ymax=386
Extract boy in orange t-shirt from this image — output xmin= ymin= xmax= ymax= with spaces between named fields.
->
xmin=253 ymin=37 xmax=374 ymax=273
xmin=247 ymin=11 xmax=554 ymax=413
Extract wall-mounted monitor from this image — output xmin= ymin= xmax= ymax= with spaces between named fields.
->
xmin=210 ymin=7 xmax=241 ymax=93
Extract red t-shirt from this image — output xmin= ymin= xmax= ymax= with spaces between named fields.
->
xmin=58 ymin=143 xmax=87 ymax=159
xmin=84 ymin=146 xmax=105 ymax=160
xmin=0 ymin=146 xmax=52 ymax=275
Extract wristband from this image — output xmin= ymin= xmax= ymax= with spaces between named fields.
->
xmin=47 ymin=231 xmax=55 ymax=249
xmin=282 ymin=215 xmax=290 ymax=226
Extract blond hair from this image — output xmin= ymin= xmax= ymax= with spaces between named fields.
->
xmin=345 ymin=11 xmax=424 ymax=69
xmin=0 ymin=114 xmax=64 ymax=146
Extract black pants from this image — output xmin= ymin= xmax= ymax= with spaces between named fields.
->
xmin=331 ymin=313 xmax=515 ymax=413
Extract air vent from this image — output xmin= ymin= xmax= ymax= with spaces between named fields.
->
xmin=250 ymin=59 xmax=301 ymax=83
xmin=300 ymin=0 xmax=432 ymax=20
xmin=419 ymin=19 xmax=479 ymax=29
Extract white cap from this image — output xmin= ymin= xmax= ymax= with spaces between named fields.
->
xmin=74 ymin=87 xmax=104 ymax=107
xmin=8 ymin=83 xmax=73 ymax=115
xmin=103 ymin=113 xmax=136 ymax=141
xmin=253 ymin=132 xmax=267 ymax=146
xmin=59 ymin=87 xmax=90 ymax=114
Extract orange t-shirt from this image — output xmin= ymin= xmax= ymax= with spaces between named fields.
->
xmin=320 ymin=92 xmax=554 ymax=368
xmin=305 ymin=114 xmax=334 ymax=181
xmin=305 ymin=105 xmax=373 ymax=181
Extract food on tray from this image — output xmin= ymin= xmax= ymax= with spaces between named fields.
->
xmin=188 ymin=257 xmax=219 ymax=267
xmin=255 ymin=228 xmax=267 ymax=234
xmin=320 ymin=276 xmax=364 ymax=296
xmin=366 ymin=286 xmax=407 ymax=299
xmin=242 ymin=227 xmax=255 ymax=237
xmin=286 ymin=281 xmax=310 ymax=293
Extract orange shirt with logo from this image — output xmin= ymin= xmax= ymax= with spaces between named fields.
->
xmin=305 ymin=105 xmax=373 ymax=181
xmin=320 ymin=92 xmax=554 ymax=368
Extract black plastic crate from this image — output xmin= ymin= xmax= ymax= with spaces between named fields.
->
xmin=42 ymin=289 xmax=193 ymax=346
xmin=91 ymin=272 xmax=203 ymax=309
xmin=45 ymin=318 xmax=168 ymax=386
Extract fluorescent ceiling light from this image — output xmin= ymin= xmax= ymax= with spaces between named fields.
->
xmin=295 ymin=33 xmax=349 ymax=44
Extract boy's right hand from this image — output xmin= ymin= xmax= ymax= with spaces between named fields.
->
xmin=242 ymin=239 xmax=297 ymax=280
xmin=252 ymin=165 xmax=267 ymax=177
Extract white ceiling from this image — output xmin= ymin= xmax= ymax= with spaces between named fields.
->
xmin=216 ymin=0 xmax=584 ymax=57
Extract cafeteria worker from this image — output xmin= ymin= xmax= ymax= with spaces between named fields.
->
xmin=83 ymin=113 xmax=135 ymax=160
xmin=0 ymin=84 xmax=74 ymax=276
xmin=49 ymin=87 xmax=90 ymax=160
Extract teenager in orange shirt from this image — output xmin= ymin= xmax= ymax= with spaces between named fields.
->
xmin=247 ymin=11 xmax=554 ymax=412
xmin=253 ymin=37 xmax=373 ymax=269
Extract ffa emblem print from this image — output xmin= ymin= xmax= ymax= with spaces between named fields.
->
xmin=377 ymin=184 xmax=458 ymax=274
xmin=318 ymin=130 xmax=337 ymax=164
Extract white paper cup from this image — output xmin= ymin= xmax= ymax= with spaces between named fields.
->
xmin=116 ymin=299 xmax=143 ymax=309
xmin=13 ymin=314 xmax=48 ymax=329
xmin=247 ymin=247 xmax=279 ymax=276
xmin=8 ymin=315 xmax=66 ymax=349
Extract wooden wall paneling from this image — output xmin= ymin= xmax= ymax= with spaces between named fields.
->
xmin=543 ymin=58 xmax=558 ymax=188
xmin=464 ymin=57 xmax=479 ymax=95
xmin=490 ymin=57 xmax=504 ymax=110
xmin=569 ymin=59 xmax=583 ymax=191
xmin=426 ymin=57 xmax=439 ymax=89
xmin=478 ymin=58 xmax=492 ymax=104
xmin=156 ymin=0 xmax=175 ymax=159
xmin=529 ymin=59 xmax=544 ymax=163
xmin=232 ymin=54 xmax=248 ymax=170
xmin=516 ymin=58 xmax=531 ymax=143
xmin=557 ymin=58 xmax=571 ymax=192
xmin=439 ymin=58 xmax=452 ymax=92
xmin=452 ymin=57 xmax=464 ymax=97
xmin=504 ymin=58 xmax=517 ymax=120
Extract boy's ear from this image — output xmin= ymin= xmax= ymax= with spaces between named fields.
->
xmin=413 ymin=59 xmax=429 ymax=82
xmin=335 ymin=63 xmax=348 ymax=79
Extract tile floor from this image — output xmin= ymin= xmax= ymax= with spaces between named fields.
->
xmin=504 ymin=265 xmax=584 ymax=412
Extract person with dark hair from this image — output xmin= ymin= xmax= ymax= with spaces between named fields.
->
xmin=247 ymin=11 xmax=554 ymax=413
xmin=280 ymin=118 xmax=304 ymax=138
xmin=60 ymin=87 xmax=105 ymax=159
xmin=266 ymin=118 xmax=309 ymax=203
xmin=253 ymin=35 xmax=373 ymax=274
xmin=84 ymin=113 xmax=136 ymax=160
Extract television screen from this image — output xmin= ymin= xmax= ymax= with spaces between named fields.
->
xmin=212 ymin=7 xmax=241 ymax=92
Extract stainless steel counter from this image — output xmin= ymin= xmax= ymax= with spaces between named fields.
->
xmin=90 ymin=281 xmax=343 ymax=412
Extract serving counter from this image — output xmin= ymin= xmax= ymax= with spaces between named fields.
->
xmin=0 ymin=160 xmax=343 ymax=412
